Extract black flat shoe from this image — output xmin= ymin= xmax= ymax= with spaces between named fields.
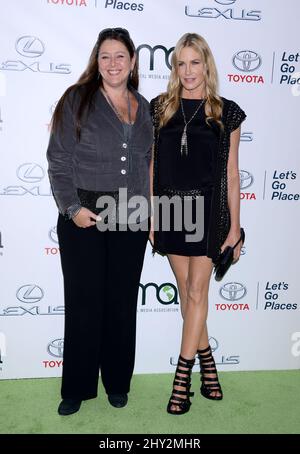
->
xmin=58 ymin=398 xmax=82 ymax=415
xmin=108 ymin=393 xmax=128 ymax=408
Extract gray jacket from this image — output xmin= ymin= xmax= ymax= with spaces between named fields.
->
xmin=47 ymin=88 xmax=153 ymax=215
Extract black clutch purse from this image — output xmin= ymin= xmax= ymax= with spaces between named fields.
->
xmin=214 ymin=228 xmax=245 ymax=281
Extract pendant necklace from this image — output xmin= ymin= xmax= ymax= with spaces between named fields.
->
xmin=180 ymin=98 xmax=204 ymax=156
xmin=102 ymin=88 xmax=132 ymax=125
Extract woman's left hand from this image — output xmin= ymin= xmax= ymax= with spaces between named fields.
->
xmin=220 ymin=227 xmax=242 ymax=263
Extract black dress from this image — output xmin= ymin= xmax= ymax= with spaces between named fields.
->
xmin=155 ymin=98 xmax=219 ymax=257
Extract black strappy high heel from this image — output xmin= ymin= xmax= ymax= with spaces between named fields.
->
xmin=197 ymin=346 xmax=223 ymax=401
xmin=167 ymin=355 xmax=195 ymax=415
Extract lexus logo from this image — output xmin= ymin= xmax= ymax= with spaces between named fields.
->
xmin=49 ymin=226 xmax=58 ymax=244
xmin=16 ymin=285 xmax=44 ymax=303
xmin=219 ymin=282 xmax=247 ymax=301
xmin=15 ymin=36 xmax=45 ymax=58
xmin=232 ymin=50 xmax=262 ymax=72
xmin=17 ymin=163 xmax=45 ymax=183
xmin=240 ymin=170 xmax=254 ymax=189
xmin=47 ymin=339 xmax=64 ymax=358
xmin=208 ymin=336 xmax=219 ymax=352
xmin=215 ymin=0 xmax=236 ymax=4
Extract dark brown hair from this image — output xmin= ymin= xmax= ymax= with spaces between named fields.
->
xmin=51 ymin=28 xmax=138 ymax=139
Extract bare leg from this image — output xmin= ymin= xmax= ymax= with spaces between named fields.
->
xmin=180 ymin=256 xmax=213 ymax=358
xmin=167 ymin=254 xmax=189 ymax=319
xmin=182 ymin=256 xmax=221 ymax=400
xmin=167 ymin=255 xmax=221 ymax=411
xmin=167 ymin=254 xmax=210 ymax=350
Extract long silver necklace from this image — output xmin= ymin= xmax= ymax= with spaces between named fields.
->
xmin=102 ymin=88 xmax=132 ymax=125
xmin=180 ymin=98 xmax=204 ymax=156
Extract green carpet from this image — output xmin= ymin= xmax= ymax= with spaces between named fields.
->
xmin=0 ymin=371 xmax=299 ymax=434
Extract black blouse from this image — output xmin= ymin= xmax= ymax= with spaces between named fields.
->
xmin=157 ymin=99 xmax=219 ymax=191
xmin=151 ymin=96 xmax=246 ymax=263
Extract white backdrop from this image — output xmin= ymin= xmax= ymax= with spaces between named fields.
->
xmin=0 ymin=0 xmax=300 ymax=379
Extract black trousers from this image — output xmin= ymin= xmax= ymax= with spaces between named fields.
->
xmin=57 ymin=214 xmax=149 ymax=400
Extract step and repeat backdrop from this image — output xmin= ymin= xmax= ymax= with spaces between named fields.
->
xmin=0 ymin=0 xmax=299 ymax=378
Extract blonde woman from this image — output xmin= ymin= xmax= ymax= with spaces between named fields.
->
xmin=150 ymin=33 xmax=246 ymax=415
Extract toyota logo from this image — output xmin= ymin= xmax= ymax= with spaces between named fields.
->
xmin=219 ymin=282 xmax=247 ymax=301
xmin=47 ymin=339 xmax=64 ymax=358
xmin=232 ymin=50 xmax=262 ymax=72
xmin=240 ymin=170 xmax=254 ymax=190
xmin=15 ymin=36 xmax=45 ymax=58
xmin=49 ymin=101 xmax=58 ymax=115
xmin=17 ymin=163 xmax=45 ymax=183
xmin=49 ymin=226 xmax=58 ymax=244
xmin=16 ymin=285 xmax=44 ymax=303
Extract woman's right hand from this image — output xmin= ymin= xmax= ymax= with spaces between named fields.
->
xmin=72 ymin=207 xmax=101 ymax=228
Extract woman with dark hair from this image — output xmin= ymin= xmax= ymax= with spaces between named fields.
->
xmin=47 ymin=28 xmax=153 ymax=415
xmin=150 ymin=33 xmax=246 ymax=415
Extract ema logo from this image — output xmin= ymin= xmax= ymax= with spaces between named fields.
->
xmin=138 ymin=282 xmax=179 ymax=307
xmin=228 ymin=50 xmax=264 ymax=84
xmin=0 ymin=36 xmax=71 ymax=74
xmin=137 ymin=44 xmax=174 ymax=71
xmin=138 ymin=282 xmax=180 ymax=313
xmin=185 ymin=0 xmax=261 ymax=21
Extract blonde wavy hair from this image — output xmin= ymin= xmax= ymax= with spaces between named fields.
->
xmin=158 ymin=33 xmax=223 ymax=129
